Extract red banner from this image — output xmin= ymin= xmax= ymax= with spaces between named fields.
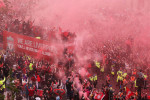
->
xmin=3 ymin=31 xmax=56 ymax=60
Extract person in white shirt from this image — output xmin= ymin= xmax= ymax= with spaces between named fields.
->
xmin=35 ymin=97 xmax=41 ymax=100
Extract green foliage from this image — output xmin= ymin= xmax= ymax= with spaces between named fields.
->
xmin=6 ymin=68 xmax=20 ymax=100
xmin=0 ymin=94 xmax=5 ymax=100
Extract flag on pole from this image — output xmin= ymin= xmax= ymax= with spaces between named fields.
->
xmin=126 ymin=87 xmax=134 ymax=99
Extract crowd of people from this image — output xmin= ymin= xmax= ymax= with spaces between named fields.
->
xmin=0 ymin=8 xmax=150 ymax=100
xmin=5 ymin=18 xmax=47 ymax=39
xmin=0 ymin=30 xmax=150 ymax=100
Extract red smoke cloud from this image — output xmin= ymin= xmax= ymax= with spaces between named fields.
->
xmin=0 ymin=0 xmax=5 ymax=8
xmin=5 ymin=0 xmax=150 ymax=98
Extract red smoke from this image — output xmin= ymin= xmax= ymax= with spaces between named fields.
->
xmin=0 ymin=0 xmax=5 ymax=8
xmin=7 ymin=0 xmax=150 ymax=79
xmin=4 ymin=0 xmax=150 ymax=98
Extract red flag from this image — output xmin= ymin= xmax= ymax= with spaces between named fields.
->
xmin=87 ymin=73 xmax=91 ymax=78
xmin=0 ymin=63 xmax=3 ymax=68
xmin=36 ymin=89 xmax=43 ymax=97
xmin=148 ymin=96 xmax=150 ymax=99
xmin=94 ymin=92 xmax=105 ymax=100
xmin=63 ymin=32 xmax=69 ymax=37
xmin=126 ymin=87 xmax=134 ymax=99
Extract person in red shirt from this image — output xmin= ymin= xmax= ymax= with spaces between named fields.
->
xmin=27 ymin=85 xmax=36 ymax=100
xmin=31 ymin=75 xmax=36 ymax=84
xmin=36 ymin=74 xmax=41 ymax=89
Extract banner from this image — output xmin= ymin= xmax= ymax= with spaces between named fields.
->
xmin=3 ymin=31 xmax=56 ymax=60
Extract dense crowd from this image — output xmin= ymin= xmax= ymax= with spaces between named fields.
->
xmin=0 ymin=9 xmax=150 ymax=100
xmin=5 ymin=18 xmax=47 ymax=39
xmin=0 ymin=35 xmax=150 ymax=100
